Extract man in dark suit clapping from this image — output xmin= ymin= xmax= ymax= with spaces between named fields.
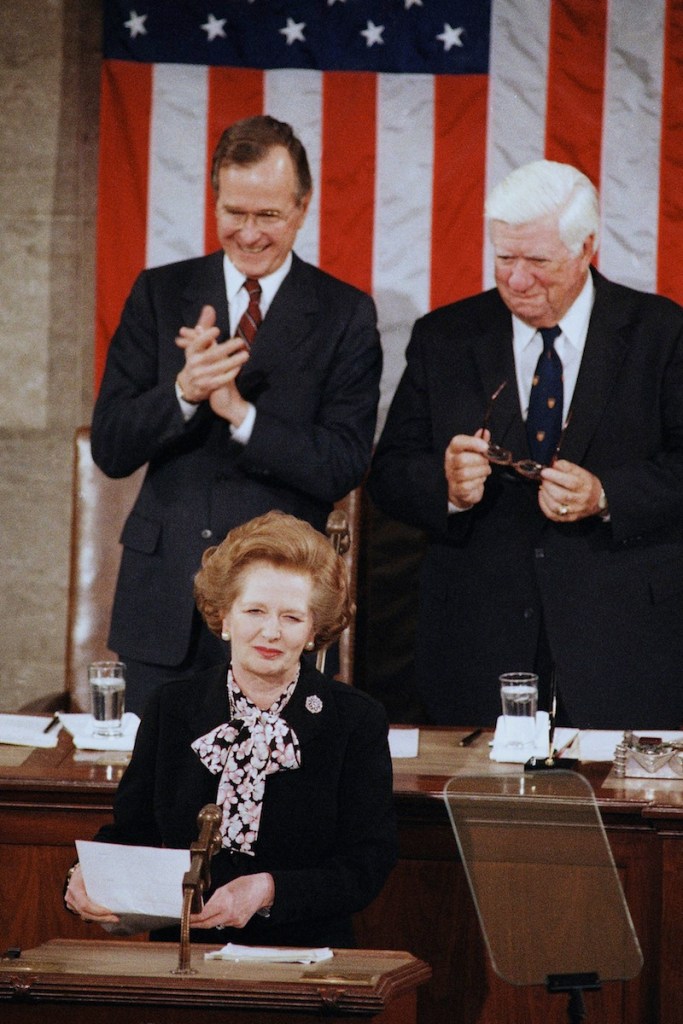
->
xmin=92 ymin=116 xmax=381 ymax=712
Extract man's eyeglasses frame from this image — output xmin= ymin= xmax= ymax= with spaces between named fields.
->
xmin=481 ymin=379 xmax=572 ymax=481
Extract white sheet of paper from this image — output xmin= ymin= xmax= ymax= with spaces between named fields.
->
xmin=0 ymin=714 xmax=60 ymax=748
xmin=578 ymin=729 xmax=683 ymax=762
xmin=205 ymin=943 xmax=334 ymax=964
xmin=76 ymin=840 xmax=190 ymax=933
xmin=389 ymin=727 xmax=420 ymax=758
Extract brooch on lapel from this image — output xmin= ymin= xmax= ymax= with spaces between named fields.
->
xmin=305 ymin=695 xmax=323 ymax=714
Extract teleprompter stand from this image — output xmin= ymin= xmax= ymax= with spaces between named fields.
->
xmin=443 ymin=771 xmax=642 ymax=1022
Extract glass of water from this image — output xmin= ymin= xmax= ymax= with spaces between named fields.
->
xmin=499 ymin=672 xmax=538 ymax=750
xmin=88 ymin=661 xmax=126 ymax=736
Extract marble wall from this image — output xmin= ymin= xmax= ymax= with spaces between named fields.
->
xmin=0 ymin=1 xmax=101 ymax=710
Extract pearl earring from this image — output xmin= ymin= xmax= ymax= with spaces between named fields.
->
xmin=305 ymin=640 xmax=315 ymax=651
xmin=221 ymin=630 xmax=231 ymax=642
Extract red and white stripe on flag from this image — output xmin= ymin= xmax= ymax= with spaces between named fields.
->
xmin=95 ymin=0 xmax=683 ymax=426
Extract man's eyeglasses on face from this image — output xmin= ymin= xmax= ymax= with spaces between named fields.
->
xmin=480 ymin=380 xmax=572 ymax=481
xmin=220 ymin=207 xmax=299 ymax=230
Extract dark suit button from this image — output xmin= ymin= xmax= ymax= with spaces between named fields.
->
xmin=534 ymin=548 xmax=544 ymax=559
xmin=523 ymin=608 xmax=534 ymax=620
xmin=201 ymin=529 xmax=213 ymax=540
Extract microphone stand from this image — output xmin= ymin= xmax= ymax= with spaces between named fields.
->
xmin=173 ymin=803 xmax=222 ymax=975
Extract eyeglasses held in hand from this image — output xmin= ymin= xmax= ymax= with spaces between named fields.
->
xmin=481 ymin=380 xmax=572 ymax=481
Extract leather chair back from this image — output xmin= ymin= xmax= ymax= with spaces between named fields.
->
xmin=65 ymin=427 xmax=144 ymax=710
xmin=65 ymin=427 xmax=359 ymax=709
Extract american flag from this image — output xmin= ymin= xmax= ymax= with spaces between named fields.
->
xmin=97 ymin=0 xmax=683 ymax=426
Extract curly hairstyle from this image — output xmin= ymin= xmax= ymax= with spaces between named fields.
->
xmin=194 ymin=511 xmax=353 ymax=651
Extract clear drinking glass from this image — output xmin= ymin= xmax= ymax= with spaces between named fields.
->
xmin=88 ymin=661 xmax=126 ymax=736
xmin=499 ymin=672 xmax=538 ymax=750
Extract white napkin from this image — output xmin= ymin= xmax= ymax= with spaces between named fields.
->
xmin=489 ymin=712 xmax=578 ymax=764
xmin=205 ymin=943 xmax=333 ymax=964
xmin=58 ymin=712 xmax=140 ymax=750
xmin=389 ymin=727 xmax=420 ymax=758
xmin=0 ymin=714 xmax=61 ymax=748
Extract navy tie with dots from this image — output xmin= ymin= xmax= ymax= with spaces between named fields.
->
xmin=236 ymin=278 xmax=262 ymax=350
xmin=526 ymin=325 xmax=563 ymax=465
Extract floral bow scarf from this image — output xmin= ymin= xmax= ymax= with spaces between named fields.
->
xmin=191 ymin=669 xmax=301 ymax=856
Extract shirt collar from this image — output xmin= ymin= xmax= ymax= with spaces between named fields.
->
xmin=512 ymin=271 xmax=596 ymax=355
xmin=224 ymin=252 xmax=292 ymax=313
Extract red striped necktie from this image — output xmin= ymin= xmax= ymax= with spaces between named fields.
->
xmin=236 ymin=277 xmax=262 ymax=350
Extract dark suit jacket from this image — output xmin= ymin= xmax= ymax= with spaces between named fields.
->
xmin=369 ymin=269 xmax=683 ymax=729
xmin=91 ymin=251 xmax=381 ymax=665
xmin=95 ymin=662 xmax=397 ymax=948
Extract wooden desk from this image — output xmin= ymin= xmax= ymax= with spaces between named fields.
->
xmin=0 ymin=939 xmax=429 ymax=1022
xmin=2 ymin=728 xmax=682 ymax=1024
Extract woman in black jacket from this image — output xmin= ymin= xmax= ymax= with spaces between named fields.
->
xmin=64 ymin=511 xmax=397 ymax=948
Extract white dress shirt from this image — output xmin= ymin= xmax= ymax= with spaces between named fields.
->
xmin=512 ymin=272 xmax=595 ymax=421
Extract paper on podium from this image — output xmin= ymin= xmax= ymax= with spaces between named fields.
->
xmin=206 ymin=943 xmax=333 ymax=964
xmin=76 ymin=840 xmax=190 ymax=934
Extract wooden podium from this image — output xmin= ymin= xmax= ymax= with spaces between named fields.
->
xmin=0 ymin=939 xmax=430 ymax=1023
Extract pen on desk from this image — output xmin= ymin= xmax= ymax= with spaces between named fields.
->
xmin=43 ymin=714 xmax=60 ymax=734
xmin=554 ymin=732 xmax=580 ymax=760
xmin=459 ymin=728 xmax=482 ymax=747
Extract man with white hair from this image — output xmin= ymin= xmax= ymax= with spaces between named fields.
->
xmin=369 ymin=160 xmax=683 ymax=729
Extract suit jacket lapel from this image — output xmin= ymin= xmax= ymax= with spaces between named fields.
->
xmin=469 ymin=295 xmax=527 ymax=453
xmin=560 ymin=269 xmax=632 ymax=465
xmin=280 ymin=662 xmax=334 ymax=750
xmin=180 ymin=252 xmax=230 ymax=338
xmin=177 ymin=251 xmax=316 ymax=403
xmin=186 ymin=663 xmax=231 ymax=740
xmin=236 ymin=254 xmax=318 ymax=395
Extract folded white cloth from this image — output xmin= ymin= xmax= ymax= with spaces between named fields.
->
xmin=388 ymin=727 xmax=420 ymax=758
xmin=0 ymin=714 xmax=61 ymax=748
xmin=489 ymin=712 xmax=578 ymax=764
xmin=58 ymin=712 xmax=140 ymax=750
xmin=205 ymin=943 xmax=333 ymax=964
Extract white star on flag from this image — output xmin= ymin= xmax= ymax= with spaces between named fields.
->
xmin=279 ymin=18 xmax=306 ymax=45
xmin=361 ymin=20 xmax=384 ymax=47
xmin=404 ymin=0 xmax=424 ymax=9
xmin=327 ymin=0 xmax=347 ymax=6
xmin=201 ymin=14 xmax=227 ymax=41
xmin=124 ymin=10 xmax=147 ymax=39
xmin=437 ymin=24 xmax=465 ymax=52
